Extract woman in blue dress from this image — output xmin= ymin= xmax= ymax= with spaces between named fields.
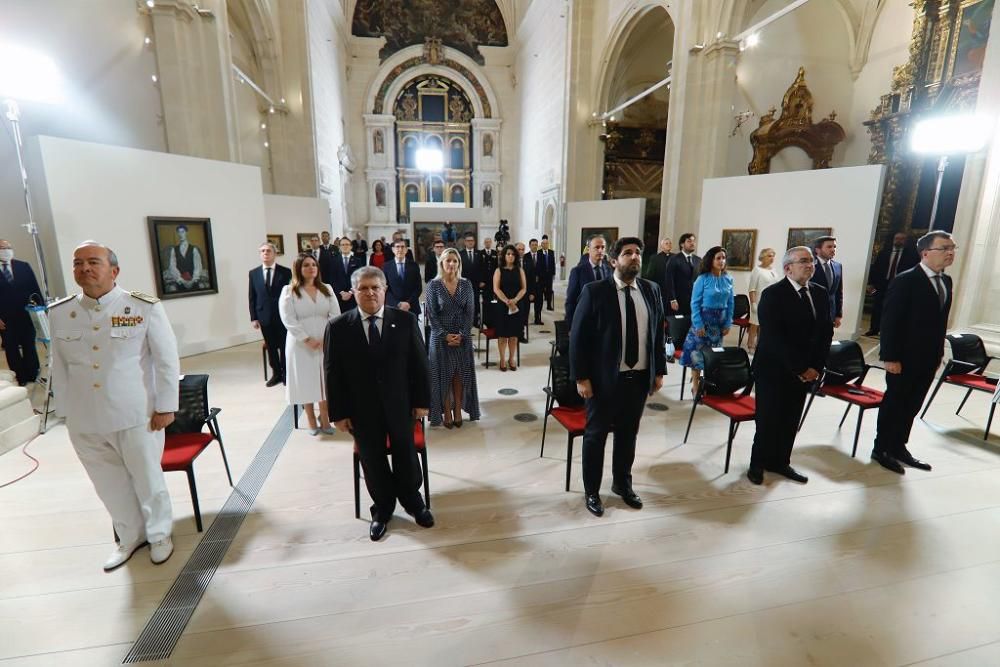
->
xmin=681 ymin=245 xmax=735 ymax=396
xmin=426 ymin=248 xmax=481 ymax=427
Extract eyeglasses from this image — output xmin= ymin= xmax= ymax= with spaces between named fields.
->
xmin=927 ymin=245 xmax=957 ymax=252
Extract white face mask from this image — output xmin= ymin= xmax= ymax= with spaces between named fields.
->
xmin=0 ymin=249 xmax=13 ymax=262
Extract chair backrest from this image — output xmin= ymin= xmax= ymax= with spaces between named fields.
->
xmin=550 ymin=354 xmax=585 ymax=408
xmin=167 ymin=374 xmax=210 ymax=435
xmin=734 ymin=294 xmax=750 ymax=319
xmin=947 ymin=333 xmax=988 ymax=369
xmin=702 ymin=347 xmax=751 ymax=396
xmin=824 ymin=340 xmax=865 ymax=385
xmin=666 ymin=313 xmax=691 ymax=344
xmin=554 ymin=320 xmax=570 ymax=357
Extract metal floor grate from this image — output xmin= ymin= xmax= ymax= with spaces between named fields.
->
xmin=122 ymin=406 xmax=293 ymax=663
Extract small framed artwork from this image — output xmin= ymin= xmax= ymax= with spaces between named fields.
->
xmin=580 ymin=227 xmax=618 ymax=254
xmin=266 ymin=234 xmax=285 ymax=255
xmin=296 ymin=233 xmax=316 ymax=253
xmin=787 ymin=227 xmax=833 ymax=250
xmin=721 ymin=229 xmax=757 ymax=271
xmin=147 ymin=216 xmax=219 ymax=299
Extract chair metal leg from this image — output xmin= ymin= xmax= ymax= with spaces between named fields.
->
xmin=986 ymin=403 xmax=997 ymax=441
xmin=186 ymin=466 xmax=203 ymax=532
xmin=838 ymin=403 xmax=852 ymax=429
xmin=852 ymin=409 xmax=864 ymax=458
xmin=540 ymin=396 xmax=553 ymax=457
xmin=262 ymin=345 xmax=268 ymax=382
xmin=420 ymin=447 xmax=430 ymax=509
xmin=920 ymin=375 xmax=946 ymax=418
xmin=956 ymin=388 xmax=974 ymax=415
xmin=738 ymin=327 xmax=746 ymax=348
xmin=353 ymin=451 xmax=361 ymax=519
xmin=565 ymin=435 xmax=574 ymax=492
xmin=679 ymin=366 xmax=687 ymax=400
xmin=798 ymin=390 xmax=818 ymax=431
xmin=217 ymin=441 xmax=234 ymax=486
xmin=293 ymin=404 xmax=300 ymax=429
xmin=683 ymin=398 xmax=699 ymax=443
xmin=724 ymin=420 xmax=735 ymax=473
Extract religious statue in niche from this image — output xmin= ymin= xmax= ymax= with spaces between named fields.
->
xmin=448 ymin=95 xmax=470 ymax=122
xmin=424 ymin=36 xmax=443 ymax=65
xmin=375 ymin=182 xmax=387 ymax=208
xmin=483 ymin=184 xmax=493 ymax=208
xmin=373 ymin=129 xmax=384 ymax=154
xmin=399 ymin=92 xmax=418 ymax=121
xmin=483 ymin=133 xmax=493 ymax=157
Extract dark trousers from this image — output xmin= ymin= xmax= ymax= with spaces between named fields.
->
xmin=471 ymin=285 xmax=481 ymax=328
xmin=582 ymin=371 xmax=649 ymax=494
xmin=481 ymin=287 xmax=495 ymax=327
xmin=260 ymin=319 xmax=286 ymax=379
xmin=750 ymin=373 xmax=809 ymax=469
xmin=0 ymin=317 xmax=39 ymax=385
xmin=354 ymin=412 xmax=425 ymax=521
xmin=532 ymin=284 xmax=545 ymax=322
xmin=869 ymin=289 xmax=886 ymax=332
xmin=541 ymin=276 xmax=554 ymax=310
xmin=874 ymin=367 xmax=936 ymax=457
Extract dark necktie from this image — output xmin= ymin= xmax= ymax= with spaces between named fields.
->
xmin=933 ymin=274 xmax=946 ymax=309
xmin=343 ymin=256 xmax=349 ymax=273
xmin=888 ymin=249 xmax=900 ymax=280
xmin=624 ymin=286 xmax=639 ymax=368
xmin=688 ymin=255 xmax=695 ymax=270
xmin=824 ymin=261 xmax=833 ymax=287
xmin=397 ymin=262 xmax=404 ymax=279
xmin=264 ymin=267 xmax=272 ymax=292
xmin=595 ymin=264 xmax=603 ymax=280
xmin=1 ymin=263 xmax=11 ymax=283
xmin=368 ymin=315 xmax=381 ymax=345
xmin=799 ymin=285 xmax=814 ymax=317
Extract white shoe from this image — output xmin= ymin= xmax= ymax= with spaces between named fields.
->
xmin=308 ymin=428 xmax=321 ymax=436
xmin=150 ymin=537 xmax=174 ymax=565
xmin=103 ymin=539 xmax=148 ymax=572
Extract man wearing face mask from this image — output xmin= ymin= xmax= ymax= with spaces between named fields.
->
xmin=0 ymin=240 xmax=42 ymax=386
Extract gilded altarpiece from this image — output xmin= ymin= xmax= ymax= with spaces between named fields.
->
xmin=865 ymin=0 xmax=994 ymax=252
xmin=601 ymin=123 xmax=666 ymax=254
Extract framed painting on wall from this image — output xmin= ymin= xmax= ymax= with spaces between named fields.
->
xmin=951 ymin=0 xmax=994 ymax=79
xmin=721 ymin=229 xmax=757 ymax=271
xmin=413 ymin=222 xmax=478 ymax=263
xmin=580 ymin=227 xmax=618 ymax=255
xmin=787 ymin=227 xmax=833 ymax=250
xmin=266 ymin=234 xmax=285 ymax=255
xmin=296 ymin=233 xmax=316 ymax=254
xmin=147 ymin=216 xmax=218 ymax=299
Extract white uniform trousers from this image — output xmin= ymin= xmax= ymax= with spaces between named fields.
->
xmin=69 ymin=425 xmax=172 ymax=545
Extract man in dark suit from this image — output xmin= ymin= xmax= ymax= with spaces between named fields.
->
xmin=748 ymin=246 xmax=834 ymax=485
xmin=459 ymin=234 xmax=482 ymax=325
xmin=0 ymin=240 xmax=41 ymax=386
xmin=565 ymin=234 xmax=610 ymax=325
xmin=539 ymin=235 xmax=557 ymax=311
xmin=325 ymin=266 xmax=434 ymax=541
xmin=809 ymin=235 xmax=844 ymax=328
xmin=871 ymin=231 xmax=955 ymax=474
xmin=478 ymin=238 xmax=499 ymax=326
xmin=330 ymin=236 xmax=364 ymax=311
xmin=307 ymin=234 xmax=335 ymax=286
xmin=663 ymin=233 xmax=700 ymax=316
xmin=517 ymin=242 xmax=534 ymax=340
xmin=249 ymin=241 xmax=292 ymax=386
xmin=526 ymin=238 xmax=548 ymax=325
xmin=385 ymin=239 xmax=422 ymax=314
xmin=424 ymin=239 xmax=446 ymax=283
xmin=646 ymin=237 xmax=673 ymax=312
xmin=351 ymin=232 xmax=368 ymax=257
xmin=865 ymin=231 xmax=919 ymax=336
xmin=320 ymin=231 xmax=334 ymax=254
xmin=570 ymin=237 xmax=666 ymax=516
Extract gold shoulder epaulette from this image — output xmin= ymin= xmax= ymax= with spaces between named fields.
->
xmin=48 ymin=294 xmax=77 ymax=308
xmin=130 ymin=291 xmax=160 ymax=304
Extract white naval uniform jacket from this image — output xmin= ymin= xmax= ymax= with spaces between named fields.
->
xmin=49 ymin=285 xmax=180 ymax=434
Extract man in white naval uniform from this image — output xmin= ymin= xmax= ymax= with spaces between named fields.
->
xmin=50 ymin=242 xmax=180 ymax=571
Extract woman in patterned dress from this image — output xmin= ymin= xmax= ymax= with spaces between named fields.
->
xmin=426 ymin=248 xmax=481 ymax=428
xmin=680 ymin=246 xmax=735 ymax=396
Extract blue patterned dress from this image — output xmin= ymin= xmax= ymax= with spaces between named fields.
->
xmin=426 ymin=277 xmax=481 ymax=425
xmin=680 ymin=272 xmax=735 ymax=371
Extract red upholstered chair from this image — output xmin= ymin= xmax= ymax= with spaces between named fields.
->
xmin=667 ymin=314 xmax=692 ymax=399
xmin=798 ymin=340 xmax=883 ymax=457
xmin=540 ymin=353 xmax=587 ymax=491
xmin=733 ymin=294 xmax=751 ymax=348
xmin=921 ymin=333 xmax=998 ymax=440
xmin=353 ymin=420 xmax=429 ymax=519
xmin=683 ymin=347 xmax=755 ymax=473
xmin=161 ymin=374 xmax=233 ymax=532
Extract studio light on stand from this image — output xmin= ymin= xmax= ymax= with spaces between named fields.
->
xmin=911 ymin=114 xmax=993 ymax=231
xmin=0 ymin=41 xmax=65 ymax=302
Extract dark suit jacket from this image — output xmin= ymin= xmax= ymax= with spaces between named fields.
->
xmin=330 ymin=253 xmax=364 ymax=309
xmin=879 ymin=265 xmax=952 ymax=372
xmin=810 ymin=259 xmax=843 ymax=320
xmin=647 ymin=252 xmax=673 ymax=307
xmin=522 ymin=253 xmax=537 ymax=291
xmin=459 ymin=248 xmax=481 ymax=286
xmin=478 ymin=249 xmax=499 ymax=287
xmin=324 ymin=307 xmax=430 ymax=426
xmin=663 ymin=253 xmax=701 ymax=309
xmin=0 ymin=259 xmax=42 ymax=323
xmin=565 ymin=258 xmax=611 ymax=324
xmin=385 ymin=258 xmax=423 ymax=314
xmin=424 ymin=255 xmax=440 ymax=284
xmin=535 ymin=249 xmax=556 ymax=282
xmin=248 ymin=264 xmax=292 ymax=326
xmin=869 ymin=243 xmax=919 ymax=291
xmin=570 ymin=277 xmax=666 ymax=395
xmin=753 ymin=278 xmax=833 ymax=382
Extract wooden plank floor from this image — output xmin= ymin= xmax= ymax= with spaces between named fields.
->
xmin=2 ymin=321 xmax=999 ymax=666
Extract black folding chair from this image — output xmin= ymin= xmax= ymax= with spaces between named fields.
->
xmin=921 ymin=333 xmax=998 ymax=440
xmin=540 ymin=354 xmax=587 ymax=491
xmin=733 ymin=294 xmax=751 ymax=347
xmin=683 ymin=347 xmax=755 ymax=473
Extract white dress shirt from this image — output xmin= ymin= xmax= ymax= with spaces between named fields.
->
xmin=613 ymin=274 xmax=649 ymax=371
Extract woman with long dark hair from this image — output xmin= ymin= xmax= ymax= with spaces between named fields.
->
xmin=491 ymin=244 xmax=526 ymax=371
xmin=680 ymin=246 xmax=734 ymax=396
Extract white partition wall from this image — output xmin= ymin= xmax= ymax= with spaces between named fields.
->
xmin=31 ymin=136 xmax=268 ymax=357
xmin=263 ymin=194 xmax=332 ymax=257
xmin=565 ymin=198 xmax=645 ymax=259
xmin=700 ymin=166 xmax=885 ymax=336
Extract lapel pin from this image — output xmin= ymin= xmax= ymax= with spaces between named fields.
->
xmin=391 ymin=323 xmax=397 ymax=328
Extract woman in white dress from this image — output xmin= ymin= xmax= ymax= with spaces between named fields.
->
xmin=279 ymin=253 xmax=341 ymax=435
xmin=746 ymin=247 xmax=779 ymax=351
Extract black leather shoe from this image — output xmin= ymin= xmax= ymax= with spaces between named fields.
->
xmin=871 ymin=450 xmax=905 ymax=474
xmin=863 ymin=329 xmax=879 ymax=337
xmin=767 ymin=465 xmax=809 ymax=484
xmin=611 ymin=484 xmax=643 ymax=509
xmin=265 ymin=376 xmax=283 ymax=387
xmin=409 ymin=507 xmax=435 ymax=528
xmin=747 ymin=466 xmax=764 ymax=485
xmin=369 ymin=520 xmax=388 ymax=541
xmin=897 ymin=452 xmax=932 ymax=471
xmin=534 ymin=319 xmax=543 ymax=325
xmin=585 ymin=494 xmax=604 ymax=517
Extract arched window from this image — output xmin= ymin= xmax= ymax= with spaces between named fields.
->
xmin=402 ymin=136 xmax=418 ymax=169
xmin=450 ymin=184 xmax=465 ymax=203
xmin=450 ymin=138 xmax=465 ymax=168
xmin=404 ymin=183 xmax=419 ymax=216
